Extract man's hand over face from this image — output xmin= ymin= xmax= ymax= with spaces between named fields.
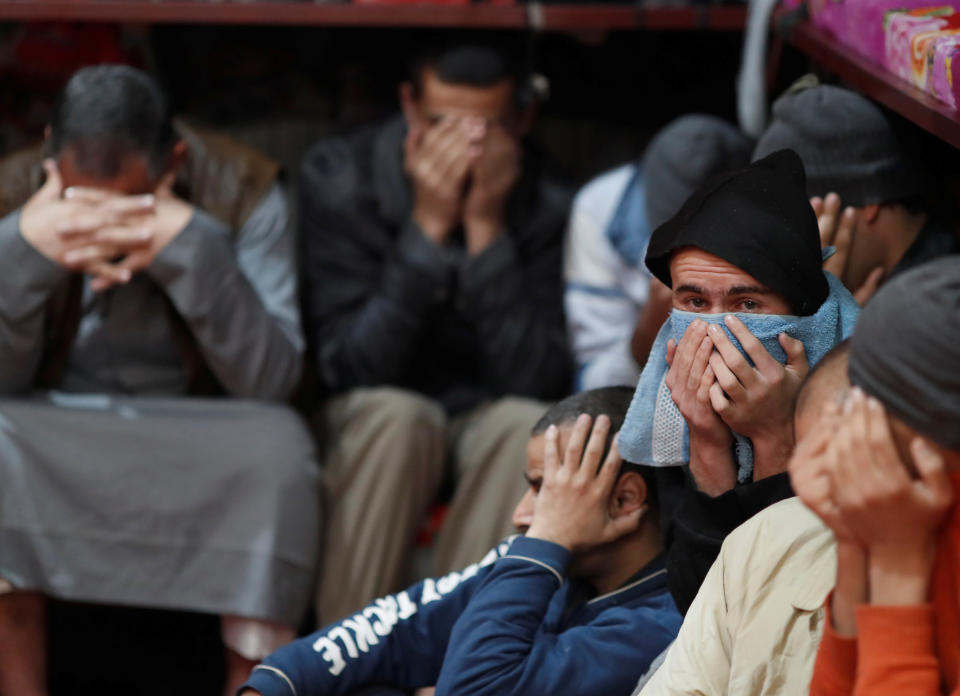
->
xmin=789 ymin=399 xmax=868 ymax=635
xmin=665 ymin=319 xmax=735 ymax=495
xmin=812 ymin=193 xmax=884 ymax=306
xmin=827 ymin=389 xmax=952 ymax=596
xmin=20 ymin=160 xmax=156 ymax=287
xmin=406 ymin=116 xmax=484 ymax=245
xmin=463 ymin=125 xmax=520 ymax=255
xmin=58 ymin=173 xmax=193 ymax=292
xmin=526 ymin=414 xmax=641 ymax=552
xmin=706 ymin=316 xmax=808 ymax=477
xmin=789 ymin=399 xmax=853 ymax=539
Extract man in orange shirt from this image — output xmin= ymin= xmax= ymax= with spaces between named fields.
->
xmin=791 ymin=255 xmax=960 ymax=695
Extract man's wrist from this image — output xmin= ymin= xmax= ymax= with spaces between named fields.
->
xmin=831 ymin=542 xmax=868 ymax=636
xmin=750 ymin=430 xmax=794 ymax=480
xmin=868 ymin=542 xmax=936 ymax=606
xmin=413 ymin=208 xmax=453 ymax=245
xmin=688 ymin=433 xmax=735 ymax=496
xmin=525 ymin=522 xmax=574 ymax=551
xmin=464 ymin=216 xmax=503 ymax=255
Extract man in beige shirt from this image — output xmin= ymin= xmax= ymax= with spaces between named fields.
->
xmin=637 ymin=341 xmax=850 ymax=695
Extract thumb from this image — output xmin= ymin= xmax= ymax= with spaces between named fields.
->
xmin=779 ymin=333 xmax=808 ymax=373
xmin=911 ymin=437 xmax=954 ymax=508
xmin=38 ymin=159 xmax=63 ymax=200
xmin=854 ymin=267 xmax=884 ymax=306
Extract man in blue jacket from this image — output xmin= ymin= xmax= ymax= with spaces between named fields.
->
xmin=240 ymin=387 xmax=682 ymax=696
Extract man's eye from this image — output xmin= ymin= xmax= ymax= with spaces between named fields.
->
xmin=738 ymin=299 xmax=759 ymax=311
xmin=688 ymin=297 xmax=707 ymax=308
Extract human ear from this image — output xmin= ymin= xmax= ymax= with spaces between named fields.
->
xmin=169 ymin=140 xmax=188 ymax=174
xmin=861 ymin=204 xmax=881 ymax=225
xmin=609 ymin=472 xmax=648 ymax=520
xmin=399 ymin=83 xmax=418 ymax=127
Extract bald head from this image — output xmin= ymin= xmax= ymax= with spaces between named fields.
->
xmin=795 ymin=341 xmax=851 ymax=441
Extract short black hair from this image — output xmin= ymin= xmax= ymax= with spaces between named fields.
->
xmin=408 ymin=39 xmax=527 ymax=105
xmin=532 ymin=387 xmax=659 ymax=511
xmin=49 ymin=64 xmax=176 ymax=180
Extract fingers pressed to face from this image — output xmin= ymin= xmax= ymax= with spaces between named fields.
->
xmin=817 ymin=193 xmax=842 ymax=245
xmin=855 ymin=267 xmax=885 ymax=306
xmin=779 ymin=333 xmax=809 ymax=372
xmin=600 ymin=436 xmax=623 ymax=480
xmin=686 ymin=335 xmax=714 ymax=393
xmin=665 ymin=338 xmax=677 ymax=367
xmin=862 ymin=393 xmax=905 ymax=483
xmin=832 ymin=208 xmax=856 ymax=253
xmin=419 ymin=116 xmax=458 ymax=154
xmin=722 ymin=315 xmax=780 ymax=375
xmin=582 ymin=415 xmax=611 ymax=477
xmin=706 ymin=322 xmax=755 ymax=388
xmin=708 ymin=352 xmax=746 ymax=401
xmin=911 ymin=437 xmax=953 ymax=507
xmin=543 ymin=424 xmax=561 ymax=478
xmin=436 ymin=135 xmax=479 ymax=186
xmin=809 ymin=196 xmax=824 ymax=218
xmin=563 ymin=414 xmax=593 ymax=473
xmin=698 ymin=364 xmax=716 ymax=406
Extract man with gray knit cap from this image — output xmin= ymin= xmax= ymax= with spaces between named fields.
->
xmin=753 ymin=83 xmax=958 ymax=304
xmin=793 ymin=254 xmax=960 ymax=694
xmin=565 ymin=114 xmax=753 ymax=390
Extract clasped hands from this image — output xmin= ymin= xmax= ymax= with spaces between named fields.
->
xmin=405 ymin=114 xmax=520 ymax=255
xmin=20 ymin=160 xmax=193 ymax=292
xmin=665 ymin=317 xmax=808 ymax=495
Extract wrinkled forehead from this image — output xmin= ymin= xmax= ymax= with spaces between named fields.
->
xmin=668 ymin=247 xmax=769 ymax=293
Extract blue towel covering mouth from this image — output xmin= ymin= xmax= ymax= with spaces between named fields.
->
xmin=618 ymin=272 xmax=860 ymax=483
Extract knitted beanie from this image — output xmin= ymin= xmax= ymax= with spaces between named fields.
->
xmin=643 ymin=114 xmax=754 ymax=230
xmin=645 ymin=149 xmax=828 ymax=316
xmin=849 ymin=255 xmax=960 ymax=450
xmin=753 ymin=85 xmax=924 ymax=207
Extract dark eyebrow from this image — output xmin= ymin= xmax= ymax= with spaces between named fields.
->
xmin=725 ymin=285 xmax=772 ymax=296
xmin=675 ymin=284 xmax=706 ymax=295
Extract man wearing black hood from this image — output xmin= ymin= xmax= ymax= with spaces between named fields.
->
xmin=618 ymin=149 xmax=859 ymax=613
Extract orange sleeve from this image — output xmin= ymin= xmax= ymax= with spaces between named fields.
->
xmin=809 ymin=599 xmax=858 ymax=696
xmin=852 ymin=605 xmax=940 ymax=696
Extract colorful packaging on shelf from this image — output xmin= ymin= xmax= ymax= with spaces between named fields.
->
xmin=807 ymin=0 xmax=960 ymax=111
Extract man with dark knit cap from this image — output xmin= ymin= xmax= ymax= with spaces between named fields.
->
xmin=754 ymin=83 xmax=959 ymax=305
xmin=791 ymin=255 xmax=960 ymax=695
xmin=565 ymin=115 xmax=753 ymax=389
xmin=618 ymin=149 xmax=859 ymax=614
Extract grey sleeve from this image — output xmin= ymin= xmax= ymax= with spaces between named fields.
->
xmin=147 ymin=190 xmax=304 ymax=401
xmin=0 ymin=209 xmax=68 ymax=394
xmin=235 ymin=184 xmax=305 ymax=354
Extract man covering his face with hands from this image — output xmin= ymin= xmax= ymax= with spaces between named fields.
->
xmin=618 ymin=149 xmax=859 ymax=613
xmin=240 ymin=388 xmax=680 ymax=696
xmin=301 ymin=40 xmax=572 ymax=625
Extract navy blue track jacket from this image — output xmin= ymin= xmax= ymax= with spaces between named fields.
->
xmin=241 ymin=536 xmax=682 ymax=696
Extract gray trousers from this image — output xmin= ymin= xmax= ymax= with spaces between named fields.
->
xmin=316 ymin=387 xmax=544 ymax=624
xmin=0 ymin=394 xmax=321 ymax=629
